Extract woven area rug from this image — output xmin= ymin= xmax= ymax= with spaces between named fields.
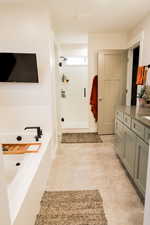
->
xmin=61 ymin=133 xmax=103 ymax=143
xmin=35 ymin=190 xmax=107 ymax=225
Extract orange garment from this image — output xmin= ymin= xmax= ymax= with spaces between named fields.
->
xmin=136 ymin=66 xmax=147 ymax=85
xmin=90 ymin=75 xmax=98 ymax=121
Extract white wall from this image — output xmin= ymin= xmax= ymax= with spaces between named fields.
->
xmin=128 ymin=14 xmax=150 ymax=65
xmin=0 ymin=2 xmax=57 ymax=136
xmin=88 ymin=33 xmax=128 ymax=132
xmin=60 ymin=44 xmax=88 ymax=57
xmin=0 ymin=2 xmax=58 ymax=225
xmin=0 ymin=148 xmax=11 ymax=225
xmin=56 ymin=33 xmax=88 ymax=45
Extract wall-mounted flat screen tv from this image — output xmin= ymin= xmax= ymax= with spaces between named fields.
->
xmin=0 ymin=53 xmax=39 ymax=83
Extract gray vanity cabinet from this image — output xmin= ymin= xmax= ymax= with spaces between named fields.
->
xmin=115 ymin=119 xmax=124 ymax=159
xmin=115 ymin=109 xmax=149 ymax=198
xmin=123 ymin=127 xmax=136 ymax=178
xmin=134 ymin=137 xmax=149 ymax=196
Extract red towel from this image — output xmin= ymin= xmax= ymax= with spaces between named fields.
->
xmin=136 ymin=66 xmax=147 ymax=85
xmin=90 ymin=75 xmax=98 ymax=121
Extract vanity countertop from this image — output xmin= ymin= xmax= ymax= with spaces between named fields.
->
xmin=116 ymin=105 xmax=150 ymax=128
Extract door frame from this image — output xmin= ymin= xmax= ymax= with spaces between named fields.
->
xmin=126 ymin=31 xmax=144 ymax=106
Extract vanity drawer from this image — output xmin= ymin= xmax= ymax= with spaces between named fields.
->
xmin=131 ymin=119 xmax=145 ymax=139
xmin=116 ymin=111 xmax=124 ymax=121
xmin=123 ymin=114 xmax=131 ymax=128
xmin=145 ymin=127 xmax=150 ymax=144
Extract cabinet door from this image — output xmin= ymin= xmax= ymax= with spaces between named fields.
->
xmin=114 ymin=119 xmax=120 ymax=155
xmin=115 ymin=119 xmax=124 ymax=158
xmin=119 ymin=124 xmax=125 ymax=160
xmin=123 ymin=127 xmax=136 ymax=178
xmin=135 ymin=137 xmax=149 ymax=196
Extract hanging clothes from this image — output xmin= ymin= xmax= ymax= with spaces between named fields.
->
xmin=90 ymin=75 xmax=98 ymax=121
xmin=136 ymin=66 xmax=148 ymax=85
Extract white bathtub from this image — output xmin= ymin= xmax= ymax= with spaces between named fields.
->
xmin=3 ymin=154 xmax=25 ymax=185
xmin=0 ymin=133 xmax=54 ymax=225
xmin=1 ymin=133 xmax=44 ymax=185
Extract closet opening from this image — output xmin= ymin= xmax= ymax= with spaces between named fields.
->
xmin=131 ymin=45 xmax=140 ymax=106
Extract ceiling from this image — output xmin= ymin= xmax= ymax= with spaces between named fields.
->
xmin=49 ymin=0 xmax=150 ymax=42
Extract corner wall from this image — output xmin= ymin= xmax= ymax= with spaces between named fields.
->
xmin=128 ymin=14 xmax=150 ymax=65
xmin=0 ymin=2 xmax=58 ymax=225
xmin=0 ymin=2 xmax=57 ymax=136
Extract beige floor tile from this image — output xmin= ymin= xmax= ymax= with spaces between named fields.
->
xmin=46 ymin=136 xmax=144 ymax=225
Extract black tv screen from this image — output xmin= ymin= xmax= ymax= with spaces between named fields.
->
xmin=0 ymin=53 xmax=39 ymax=83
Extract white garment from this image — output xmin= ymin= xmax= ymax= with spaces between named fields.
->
xmin=146 ymin=69 xmax=150 ymax=86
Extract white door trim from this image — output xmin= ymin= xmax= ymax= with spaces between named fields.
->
xmin=127 ymin=31 xmax=144 ymax=65
xmin=126 ymin=48 xmax=134 ymax=106
xmin=126 ymin=31 xmax=144 ymax=106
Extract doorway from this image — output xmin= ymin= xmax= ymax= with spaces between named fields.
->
xmin=131 ymin=46 xmax=140 ymax=105
xmin=98 ymin=50 xmax=127 ymax=135
xmin=60 ymin=55 xmax=88 ymax=130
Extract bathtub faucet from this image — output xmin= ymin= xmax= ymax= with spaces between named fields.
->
xmin=24 ymin=127 xmax=43 ymax=142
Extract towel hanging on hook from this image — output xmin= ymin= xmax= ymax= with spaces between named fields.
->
xmin=136 ymin=66 xmax=148 ymax=85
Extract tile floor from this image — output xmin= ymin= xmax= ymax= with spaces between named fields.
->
xmin=47 ymin=135 xmax=144 ymax=225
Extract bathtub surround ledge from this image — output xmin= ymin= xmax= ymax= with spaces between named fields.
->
xmin=3 ymin=134 xmax=54 ymax=225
